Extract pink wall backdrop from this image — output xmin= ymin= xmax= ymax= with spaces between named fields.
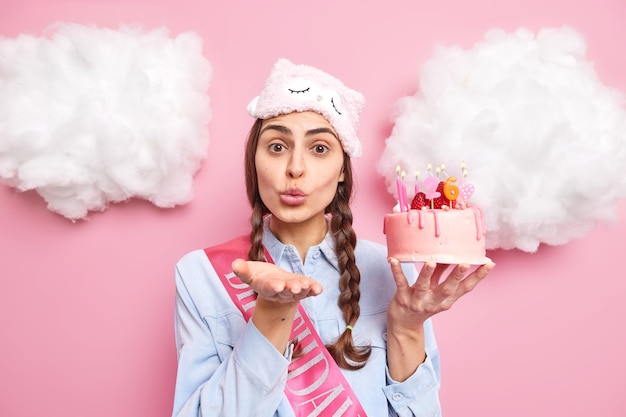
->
xmin=1 ymin=0 xmax=625 ymax=416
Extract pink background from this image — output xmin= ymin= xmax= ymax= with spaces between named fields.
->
xmin=1 ymin=0 xmax=625 ymax=416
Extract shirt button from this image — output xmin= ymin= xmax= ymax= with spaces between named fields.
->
xmin=392 ymin=393 xmax=403 ymax=401
xmin=312 ymin=250 xmax=320 ymax=259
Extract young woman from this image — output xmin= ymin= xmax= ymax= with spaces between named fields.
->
xmin=172 ymin=59 xmax=495 ymax=417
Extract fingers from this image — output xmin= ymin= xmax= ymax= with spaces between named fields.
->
xmin=440 ymin=262 xmax=495 ymax=296
xmin=230 ymin=258 xmax=323 ymax=300
xmin=414 ymin=262 xmax=437 ymax=291
xmin=388 ymin=260 xmax=496 ymax=322
xmin=388 ymin=257 xmax=409 ymax=290
xmin=436 ymin=263 xmax=468 ymax=299
xmin=388 ymin=259 xmax=447 ymax=292
xmin=448 ymin=264 xmax=470 ymax=282
xmin=307 ymin=280 xmax=324 ymax=296
xmin=231 ymin=258 xmax=251 ymax=282
xmin=459 ymin=262 xmax=495 ymax=292
xmin=270 ymin=277 xmax=322 ymax=302
xmin=429 ymin=263 xmax=450 ymax=289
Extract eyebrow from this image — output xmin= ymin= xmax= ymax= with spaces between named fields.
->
xmin=260 ymin=124 xmax=339 ymax=141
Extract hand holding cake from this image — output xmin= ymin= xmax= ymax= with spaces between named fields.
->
xmin=385 ymin=257 xmax=495 ymax=381
xmin=387 ymin=258 xmax=495 ymax=326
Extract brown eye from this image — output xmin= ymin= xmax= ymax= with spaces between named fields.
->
xmin=313 ymin=144 xmax=329 ymax=155
xmin=269 ymin=143 xmax=285 ymax=153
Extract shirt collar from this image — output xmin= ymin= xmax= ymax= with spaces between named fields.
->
xmin=261 ymin=215 xmax=340 ymax=272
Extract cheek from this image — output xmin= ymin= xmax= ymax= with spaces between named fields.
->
xmin=256 ymin=167 xmax=272 ymax=194
xmin=255 ymin=162 xmax=280 ymax=207
xmin=321 ymin=173 xmax=340 ymax=187
xmin=318 ymin=171 xmax=343 ymax=197
xmin=326 ymin=163 xmax=345 ymax=185
xmin=254 ymin=156 xmax=271 ymax=185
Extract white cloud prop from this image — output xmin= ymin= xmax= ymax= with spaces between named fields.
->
xmin=378 ymin=26 xmax=626 ymax=253
xmin=0 ymin=23 xmax=211 ymax=220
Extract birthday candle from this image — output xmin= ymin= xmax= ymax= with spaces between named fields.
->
xmin=443 ymin=176 xmax=459 ymax=201
xmin=396 ymin=165 xmax=408 ymax=212
xmin=414 ymin=169 xmax=420 ymax=195
xmin=458 ymin=161 xmax=474 ymax=204
xmin=460 ymin=161 xmax=467 ymax=185
xmin=423 ymin=175 xmax=440 ymax=199
xmin=400 ymin=170 xmax=408 ymax=212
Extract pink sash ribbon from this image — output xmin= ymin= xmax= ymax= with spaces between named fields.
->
xmin=205 ymin=235 xmax=368 ymax=417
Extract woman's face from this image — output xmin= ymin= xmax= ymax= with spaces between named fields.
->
xmin=255 ymin=111 xmax=345 ymax=228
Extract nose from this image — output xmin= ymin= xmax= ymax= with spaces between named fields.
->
xmin=287 ymin=150 xmax=305 ymax=178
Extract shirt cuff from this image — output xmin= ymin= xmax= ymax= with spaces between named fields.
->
xmin=383 ymin=354 xmax=441 ymax=416
xmin=232 ymin=320 xmax=291 ymax=392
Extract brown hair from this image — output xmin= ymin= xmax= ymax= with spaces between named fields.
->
xmin=244 ymin=118 xmax=371 ymax=370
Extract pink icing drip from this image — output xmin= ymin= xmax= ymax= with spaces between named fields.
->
xmin=432 ymin=210 xmax=441 ymax=237
xmin=470 ymin=206 xmax=485 ymax=241
xmin=411 ymin=209 xmax=439 ymax=236
xmin=397 ymin=207 xmax=482 ymax=241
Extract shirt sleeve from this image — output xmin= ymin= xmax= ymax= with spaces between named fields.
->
xmin=382 ymin=319 xmax=442 ymax=417
xmin=171 ymin=252 xmax=291 ymax=417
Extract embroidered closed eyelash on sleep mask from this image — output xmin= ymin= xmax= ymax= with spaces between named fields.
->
xmin=247 ymin=58 xmax=365 ymax=158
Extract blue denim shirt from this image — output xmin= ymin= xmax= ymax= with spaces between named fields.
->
xmin=172 ymin=219 xmax=441 ymax=416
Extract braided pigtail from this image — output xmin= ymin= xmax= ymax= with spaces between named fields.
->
xmin=244 ymin=119 xmax=269 ymax=262
xmin=248 ymin=201 xmax=267 ymax=262
xmin=325 ymin=156 xmax=371 ymax=370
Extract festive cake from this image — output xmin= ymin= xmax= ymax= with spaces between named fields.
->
xmin=384 ymin=163 xmax=490 ymax=265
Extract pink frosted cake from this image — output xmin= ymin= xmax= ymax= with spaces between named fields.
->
xmin=384 ymin=207 xmax=489 ymax=264
xmin=384 ymin=164 xmax=490 ymax=264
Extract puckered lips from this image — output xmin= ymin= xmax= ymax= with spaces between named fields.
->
xmin=280 ymin=187 xmax=306 ymax=206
